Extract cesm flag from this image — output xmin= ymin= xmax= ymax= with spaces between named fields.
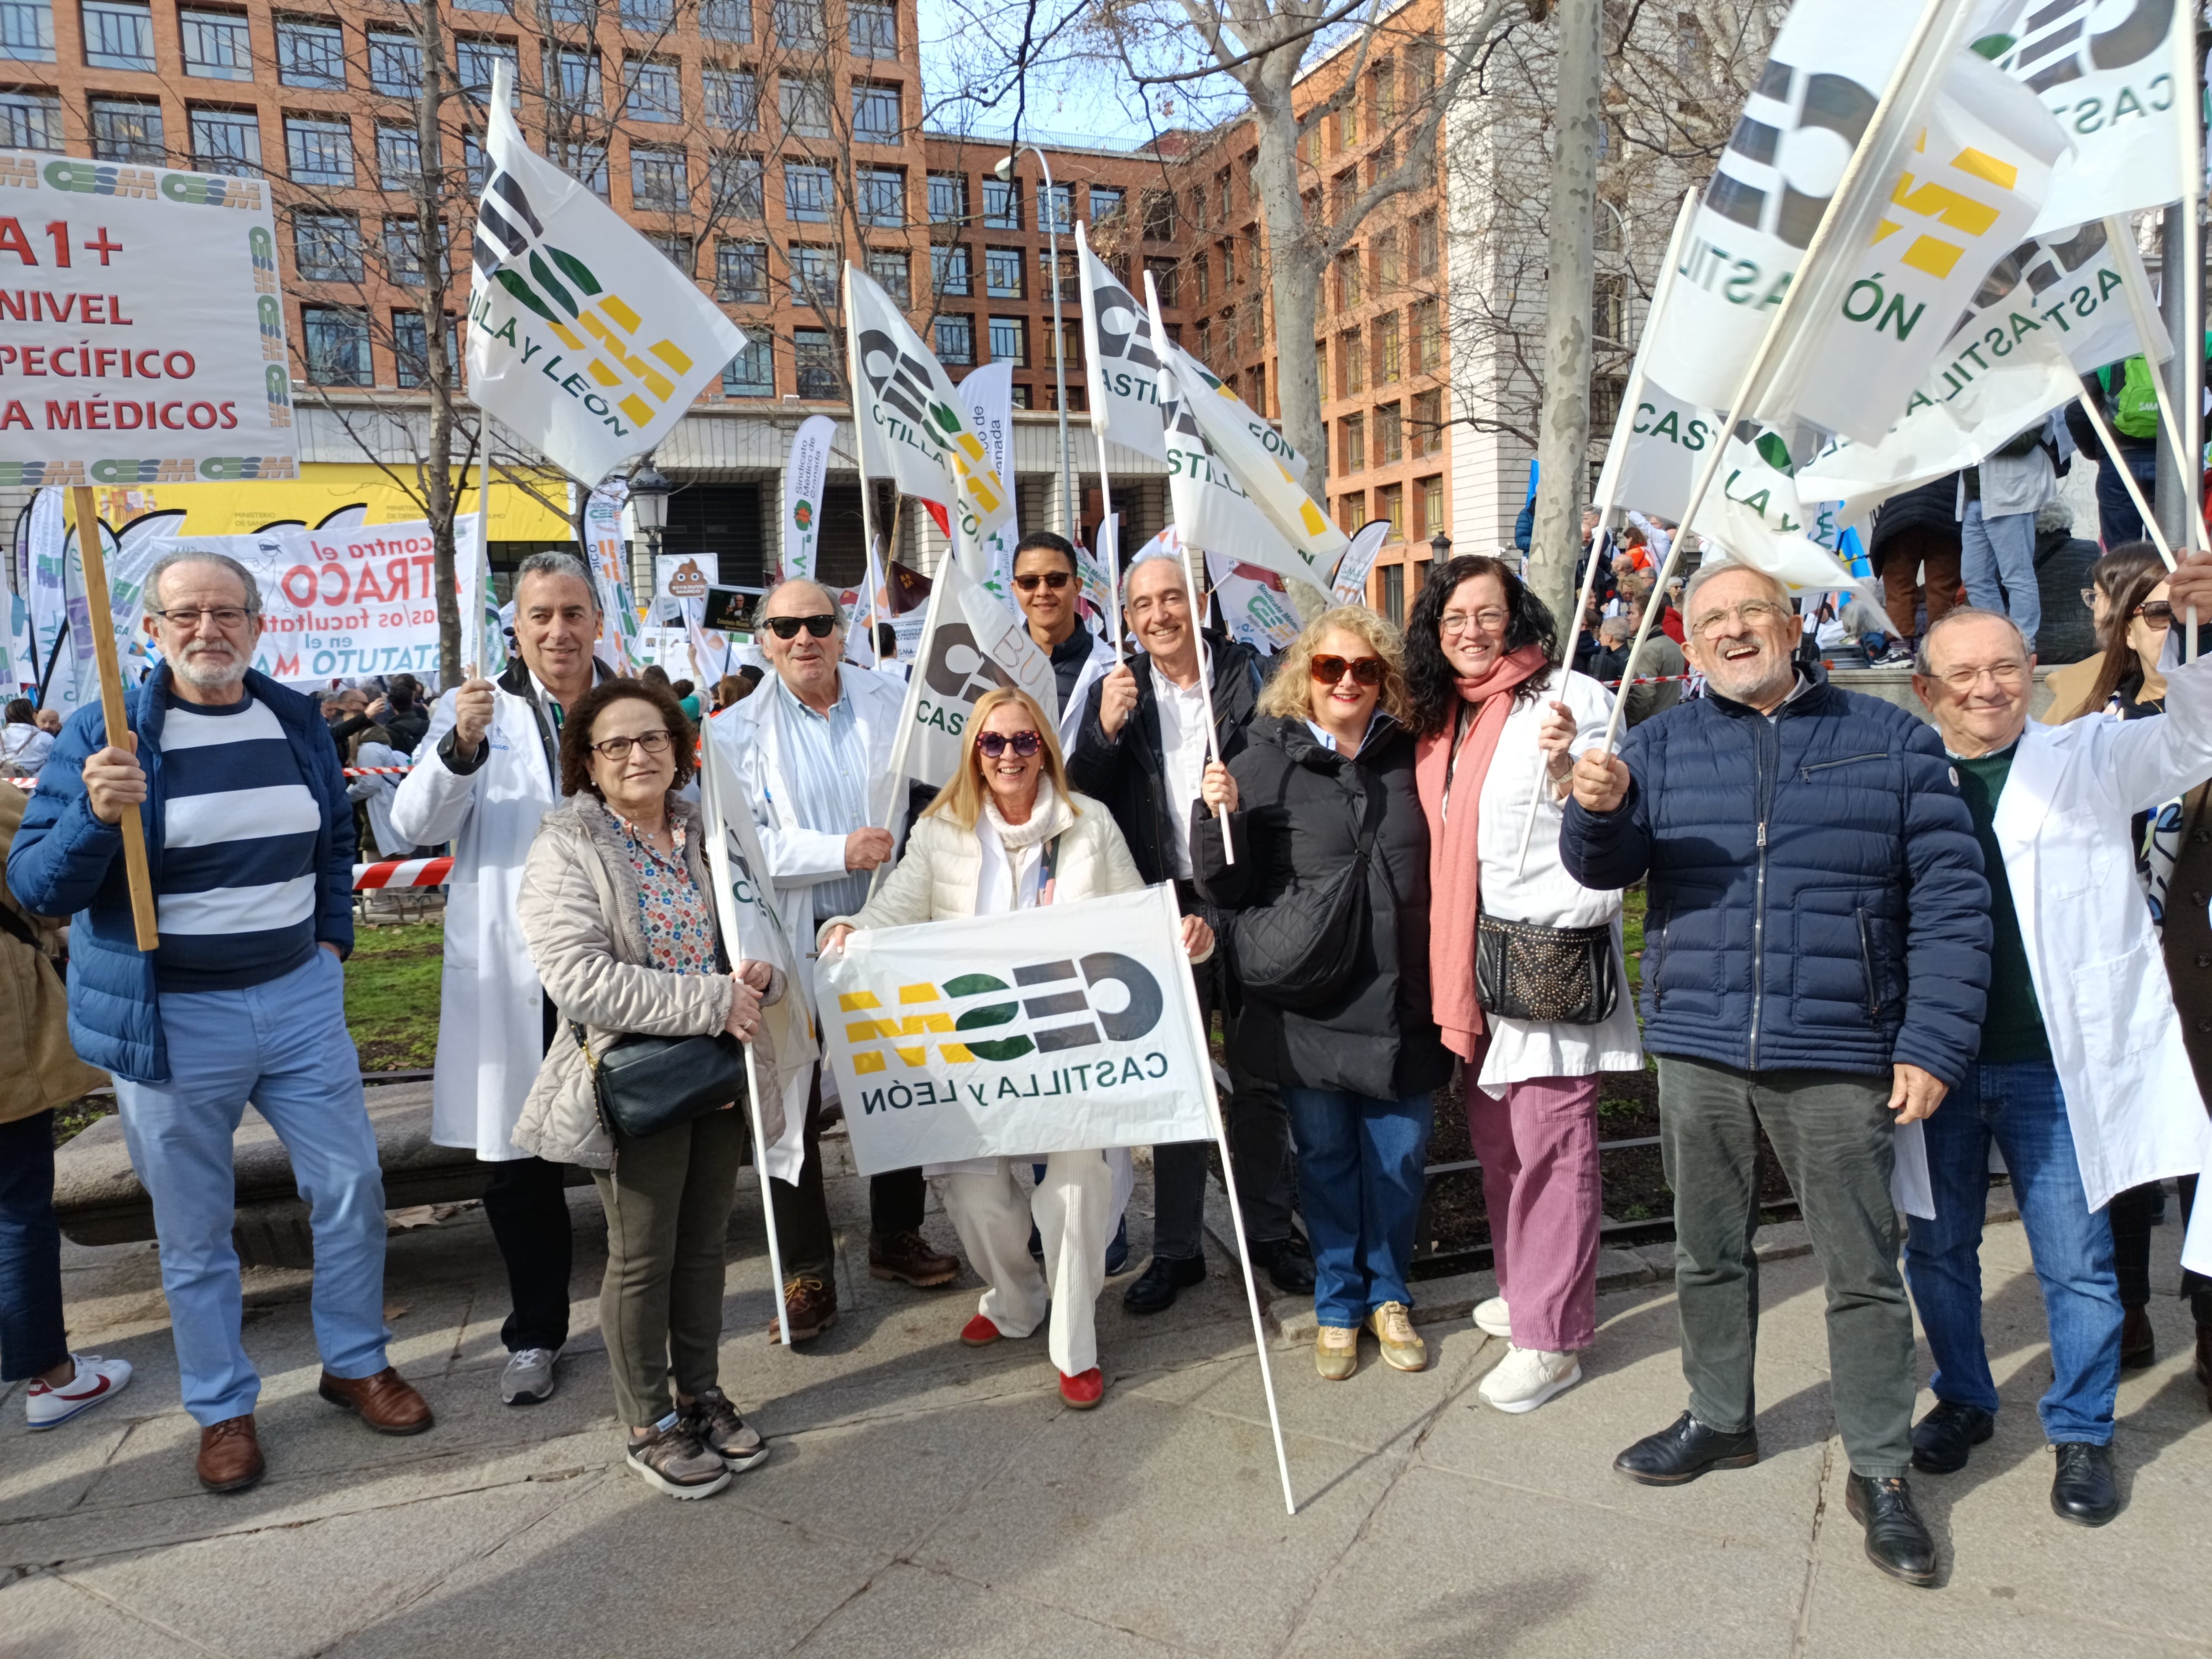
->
xmin=891 ymin=554 xmax=1058 ymax=789
xmin=1076 ymin=225 xmax=1169 ymax=462
xmin=466 ymin=61 xmax=744 ymax=483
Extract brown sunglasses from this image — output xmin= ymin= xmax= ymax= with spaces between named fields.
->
xmin=1311 ymin=654 xmax=1386 ymax=687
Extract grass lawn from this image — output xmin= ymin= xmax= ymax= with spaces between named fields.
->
xmin=346 ymin=921 xmax=445 ymax=1070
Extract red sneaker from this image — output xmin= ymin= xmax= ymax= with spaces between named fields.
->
xmin=960 ymin=1313 xmax=1002 ymax=1346
xmin=1058 ymin=1368 xmax=1104 ymax=1409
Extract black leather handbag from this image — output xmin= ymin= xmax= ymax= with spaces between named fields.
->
xmin=1474 ymin=912 xmax=1619 ymax=1025
xmin=572 ymin=1022 xmax=747 ymax=1141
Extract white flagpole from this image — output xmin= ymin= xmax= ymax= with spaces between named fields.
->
xmin=2174 ymin=27 xmax=2206 ymax=656
xmin=868 ymin=568 xmax=948 ymax=896
xmin=2074 ymin=367 xmax=2176 ymax=566
xmin=2106 ymin=215 xmax=2209 ymax=559
xmin=1098 ymin=472 xmax=1124 ymax=661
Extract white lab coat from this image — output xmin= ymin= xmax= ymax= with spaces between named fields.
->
xmin=389 ymin=672 xmax=566 ymax=1161
xmin=1056 ymin=627 xmax=1118 ymax=757
xmin=1991 ymin=638 xmax=2212 ymax=1273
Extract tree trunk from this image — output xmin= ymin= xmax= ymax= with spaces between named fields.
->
xmin=1528 ymin=0 xmax=1603 ymax=628
xmin=418 ymin=2 xmax=463 ymax=685
xmin=1251 ymin=76 xmax=1328 ymax=501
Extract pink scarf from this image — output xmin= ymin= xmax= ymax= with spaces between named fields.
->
xmin=1414 ymin=644 xmax=1548 ymax=1060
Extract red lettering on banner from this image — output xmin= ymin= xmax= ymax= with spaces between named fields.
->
xmin=280 ymin=566 xmax=317 ymax=606
xmin=0 ymin=401 xmax=25 ymax=429
xmin=410 ymin=555 xmax=435 ymax=595
xmin=0 ymin=220 xmax=34 ymax=265
xmin=218 ymin=400 xmax=235 ymax=428
xmin=187 ymin=401 xmax=216 ymax=429
xmin=43 ymin=400 xmax=79 ymax=429
xmin=355 ymin=562 xmax=387 ymax=604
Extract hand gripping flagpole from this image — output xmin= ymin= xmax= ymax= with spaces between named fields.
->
xmin=69 ymin=487 xmax=156 ymax=950
xmin=1598 ymin=0 xmax=1966 ymax=755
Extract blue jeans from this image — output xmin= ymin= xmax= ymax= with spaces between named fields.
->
xmin=1960 ymin=501 xmax=2042 ymax=646
xmin=113 ymin=950 xmax=390 ymax=1425
xmin=1903 ymin=1060 xmax=2121 ymax=1446
xmin=2095 ymin=445 xmax=2158 ymax=548
xmin=0 ymin=1109 xmax=67 ymax=1382
xmin=1282 ymin=1087 xmax=1431 ymax=1328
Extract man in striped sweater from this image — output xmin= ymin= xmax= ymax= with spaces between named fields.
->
xmin=9 ymin=551 xmax=431 ymax=1495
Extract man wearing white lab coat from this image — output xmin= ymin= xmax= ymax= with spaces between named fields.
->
xmin=707 ymin=577 xmax=957 ymax=1343
xmin=391 ymin=553 xmax=607 ymax=1407
xmin=1905 ymin=587 xmax=2212 ymax=1529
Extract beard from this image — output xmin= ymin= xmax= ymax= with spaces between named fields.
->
xmin=173 ymin=643 xmax=248 ymax=692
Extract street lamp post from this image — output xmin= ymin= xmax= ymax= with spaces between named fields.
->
xmin=629 ymin=463 xmax=671 ymax=612
xmin=996 ymin=147 xmax=1073 ymax=539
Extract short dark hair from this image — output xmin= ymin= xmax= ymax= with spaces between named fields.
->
xmin=6 ymin=698 xmax=32 ymax=724
xmin=557 ymin=678 xmax=697 ymax=800
xmin=1013 ymin=530 xmax=1080 ymax=578
xmin=639 ymin=664 xmax=672 ymax=688
xmin=388 ymin=672 xmax=421 ymax=710
xmin=672 ymin=679 xmax=695 ymax=697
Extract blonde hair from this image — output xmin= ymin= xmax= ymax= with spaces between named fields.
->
xmin=1258 ymin=606 xmax=1413 ymax=727
xmin=922 ymin=685 xmax=1082 ymax=830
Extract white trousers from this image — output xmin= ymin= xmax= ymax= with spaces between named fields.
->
xmin=938 ymin=1148 xmax=1113 ymax=1376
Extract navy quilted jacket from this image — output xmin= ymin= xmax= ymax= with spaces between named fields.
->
xmin=1558 ymin=680 xmax=1990 ymax=1086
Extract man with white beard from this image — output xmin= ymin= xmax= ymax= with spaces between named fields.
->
xmin=9 ymin=552 xmax=430 ymax=1496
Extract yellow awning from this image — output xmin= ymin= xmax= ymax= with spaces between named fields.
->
xmin=86 ymin=463 xmax=574 ymax=540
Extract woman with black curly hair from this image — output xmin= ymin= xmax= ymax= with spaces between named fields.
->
xmin=1406 ymin=555 xmax=1642 ymax=1414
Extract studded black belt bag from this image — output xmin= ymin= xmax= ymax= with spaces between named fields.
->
xmin=1473 ymin=911 xmax=1619 ymax=1026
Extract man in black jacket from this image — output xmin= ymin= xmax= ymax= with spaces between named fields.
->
xmin=1067 ymin=554 xmax=1313 ymax=1310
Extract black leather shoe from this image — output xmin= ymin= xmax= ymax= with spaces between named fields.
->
xmin=2120 ymin=1306 xmax=2156 ymax=1370
xmin=1845 ymin=1474 xmax=1938 ymax=1586
xmin=1613 ymin=1412 xmax=1760 ymax=1486
xmin=1123 ymin=1254 xmax=1206 ymax=1315
xmin=1910 ymin=1399 xmax=1995 ymax=1474
xmin=2050 ymin=1442 xmax=2119 ymax=1526
xmin=1253 ymin=1235 xmax=1317 ymax=1295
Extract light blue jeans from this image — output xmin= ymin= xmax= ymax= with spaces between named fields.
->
xmin=114 ymin=949 xmax=390 ymax=1425
xmin=1959 ymin=501 xmax=2042 ymax=646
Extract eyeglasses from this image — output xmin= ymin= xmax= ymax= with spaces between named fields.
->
xmin=1935 ymin=662 xmax=2031 ymax=690
xmin=150 ymin=607 xmax=256 ymax=630
xmin=588 ymin=729 xmax=674 ymax=761
xmin=1691 ymin=599 xmax=1790 ymax=639
xmin=2136 ymin=600 xmax=2174 ymax=628
xmin=2080 ymin=587 xmax=2100 ymax=611
xmin=1439 ymin=608 xmax=1510 ymax=636
xmin=977 ymin=729 xmax=1043 ymax=758
xmin=763 ymin=613 xmax=837 ymax=640
xmin=1311 ymin=654 xmax=1386 ymax=687
xmin=1013 ymin=570 xmax=1072 ymax=592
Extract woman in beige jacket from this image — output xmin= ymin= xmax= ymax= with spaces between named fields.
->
xmin=518 ymin=678 xmax=778 ymax=1501
xmin=821 ymin=687 xmax=1213 ymax=1410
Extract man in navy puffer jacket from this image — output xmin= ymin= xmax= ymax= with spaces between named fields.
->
xmin=1559 ymin=562 xmax=1990 ymax=1589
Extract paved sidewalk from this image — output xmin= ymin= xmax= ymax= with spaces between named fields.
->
xmin=5 ymin=1144 xmax=2210 ymax=1659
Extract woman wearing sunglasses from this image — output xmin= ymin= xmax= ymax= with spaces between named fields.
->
xmin=1405 ymin=554 xmax=1641 ymax=1414
xmin=1191 ymin=608 xmax=1451 ymax=1381
xmin=820 ymin=687 xmax=1213 ymax=1410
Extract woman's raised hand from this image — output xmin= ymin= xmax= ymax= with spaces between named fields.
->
xmin=1200 ymin=760 xmax=1239 ymax=813
xmin=1537 ymin=700 xmax=1579 ymax=788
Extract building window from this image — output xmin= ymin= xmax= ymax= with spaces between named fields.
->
xmin=648 ymin=231 xmax=692 ymax=272
xmin=786 ymin=243 xmax=836 ymax=305
xmin=1413 ymin=298 xmax=1441 ymax=373
xmin=1339 ymin=411 xmax=1364 ymax=474
xmin=180 ymin=8 xmax=252 ymax=76
xmin=927 ymin=172 xmax=967 ymax=223
xmin=849 ymin=0 xmax=894 ymax=55
xmin=545 ymin=0 xmax=595 ymax=21
xmin=982 ymin=177 xmax=1021 ymax=230
xmin=1592 ymin=372 xmax=1625 ymax=437
xmin=1314 ymin=340 xmax=1328 ymax=406
xmin=1335 ymin=492 xmax=1363 ymax=533
xmin=932 ymin=243 xmax=970 ymax=296
xmin=723 ymin=336 xmax=773 ymax=397
xmin=625 ymin=58 xmax=680 ymax=121
xmin=1379 ymin=482 xmax=1404 ymax=541
xmin=283 ymin=116 xmax=352 ymax=185
xmin=620 ymin=0 xmax=672 ymax=28
xmin=983 ymin=246 xmax=1023 ymax=299
xmin=857 ymin=166 xmax=903 ymax=227
xmin=703 ymin=67 xmax=755 ymax=129
xmin=716 ymin=239 xmax=767 ymax=302
xmin=300 ymin=305 xmax=371 ymax=385
xmin=1144 ymin=258 xmax=1175 ymax=306
xmin=1140 ymin=189 xmax=1174 ymax=240
xmin=462 ymin=131 xmax=487 ymax=189
xmin=771 ymin=0 xmax=822 ymax=47
xmin=1381 ymin=561 xmax=1404 ymax=626
xmin=779 ymin=74 xmax=828 ymax=138
xmin=372 ymin=123 xmax=420 ymax=189
xmin=1412 ymin=387 xmax=1443 ymax=456
xmin=383 ymin=216 xmax=426 ymax=283
xmin=851 ymin=81 xmax=900 ymax=143
xmin=1336 ymin=249 xmax=1362 ymax=310
xmin=700 ymin=0 xmax=750 ymax=40
xmin=1418 ymin=474 xmax=1444 ymax=539
xmin=709 ymin=154 xmax=763 ymax=218
xmin=1045 ymin=316 xmax=1079 ymax=368
xmin=1374 ymin=228 xmax=1400 ymax=291
xmin=0 ymin=90 xmax=63 ymax=150
xmin=988 ymin=315 xmax=1026 ymax=366
xmin=630 ymin=144 xmax=687 ymax=211
xmin=554 ymin=143 xmax=608 ymax=196
xmin=554 ymin=49 xmax=602 ymax=114
xmin=1375 ymin=400 xmax=1402 ymax=465
xmin=456 ymin=39 xmax=520 ymax=105
xmin=1039 ymin=182 xmax=1071 ymax=233
xmin=1194 ymin=256 xmax=1209 ymax=306
xmin=867 ymin=248 xmax=908 ymax=306
xmin=1 ymin=0 xmax=54 ymax=60
xmin=294 ymin=211 xmax=363 ymax=280
xmin=794 ymin=327 xmax=838 ymax=397
xmin=1374 ymin=311 xmax=1401 ymax=384
xmin=275 ymin=14 xmax=343 ymax=86
xmin=367 ymin=29 xmax=420 ymax=96
xmin=1038 ymin=249 xmax=1073 ymax=302
xmin=189 ymin=107 xmax=260 ymax=174
xmin=784 ymin=160 xmax=832 ymax=222
xmin=1091 ymin=185 xmax=1124 ymax=222
xmin=1339 ymin=328 xmax=1363 ymax=395
xmin=89 ymin=97 xmax=163 ymax=161
xmin=81 ymin=0 xmax=152 ymax=68
xmin=393 ymin=310 xmax=456 ymax=387
xmin=935 ymin=313 xmax=974 ymax=366
xmin=1593 ymin=272 xmax=1626 ymax=343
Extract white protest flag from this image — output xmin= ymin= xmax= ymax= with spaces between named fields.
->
xmin=957 ymin=361 xmax=1020 ymax=600
xmin=6 ymin=590 xmax=31 ymax=693
xmin=1331 ymin=520 xmax=1393 ymax=608
xmin=466 ymin=61 xmax=744 ymax=484
xmin=814 ymin=886 xmax=1214 ymax=1175
xmin=780 ymin=414 xmax=834 ymax=583
xmin=844 ymin=264 xmax=1016 ymax=585
xmin=888 ymin=552 xmax=1059 ymax=793
xmin=1206 ymin=552 xmax=1303 ymax=653
xmin=24 ymin=489 xmax=65 ymax=698
xmin=1077 ymin=225 xmax=1170 ymax=462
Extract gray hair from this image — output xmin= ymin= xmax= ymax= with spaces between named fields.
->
xmin=760 ymin=577 xmax=844 ymax=628
xmin=1679 ymin=559 xmax=1789 ymax=629
xmin=1598 ymin=614 xmax=1631 ymax=644
xmin=147 ymin=550 xmax=261 ymax=615
xmin=1913 ymin=606 xmax=2030 ymax=676
xmin=514 ymin=550 xmax=602 ymax=610
xmin=1122 ymin=550 xmax=1190 ymax=601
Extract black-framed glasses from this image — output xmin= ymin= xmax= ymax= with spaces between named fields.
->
xmin=764 ymin=613 xmax=837 ymax=639
xmin=589 ymin=729 xmax=674 ymax=761
xmin=149 ymin=606 xmax=256 ymax=630
xmin=977 ymin=729 xmax=1043 ymax=758
xmin=1311 ymin=654 xmax=1386 ymax=687
xmin=1013 ymin=570 xmax=1072 ymax=591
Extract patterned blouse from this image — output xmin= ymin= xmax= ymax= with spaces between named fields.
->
xmin=614 ymin=812 xmax=718 ymax=975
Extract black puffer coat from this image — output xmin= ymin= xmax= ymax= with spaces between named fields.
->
xmin=1192 ymin=714 xmax=1452 ymax=1101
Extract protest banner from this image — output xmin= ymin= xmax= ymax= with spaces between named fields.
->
xmin=1206 ymin=552 xmax=1302 ymax=654
xmin=576 ymin=478 xmax=639 ymax=672
xmin=1331 ymin=520 xmax=1394 ymax=608
xmin=779 ymin=414 xmax=834 ymax=582
xmin=957 ymin=361 xmax=1019 ymax=600
xmin=881 ymin=552 xmax=1057 ymax=802
xmin=655 ymin=551 xmax=717 ymax=604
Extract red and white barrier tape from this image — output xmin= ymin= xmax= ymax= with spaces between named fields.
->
xmin=353 ymin=856 xmax=452 ymax=891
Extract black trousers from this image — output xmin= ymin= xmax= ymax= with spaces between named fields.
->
xmin=771 ymin=1071 xmax=925 ymax=1282
xmin=482 ymin=1155 xmax=574 ymax=1353
xmin=2112 ymin=1175 xmax=2212 ymax=1325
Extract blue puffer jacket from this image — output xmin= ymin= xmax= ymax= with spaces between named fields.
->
xmin=1559 ymin=680 xmax=1990 ymax=1086
xmin=7 ymin=666 xmax=356 ymax=1084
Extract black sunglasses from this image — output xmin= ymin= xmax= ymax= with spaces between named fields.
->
xmin=764 ymin=613 xmax=837 ymax=639
xmin=1014 ymin=570 xmax=1072 ymax=591
xmin=1311 ymin=654 xmax=1386 ymax=687
xmin=977 ymin=729 xmax=1043 ymax=758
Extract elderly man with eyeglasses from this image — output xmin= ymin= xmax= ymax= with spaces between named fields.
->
xmin=1560 ymin=561 xmax=1991 ymax=1588
xmin=9 ymin=552 xmax=431 ymax=1494
xmin=706 ymin=577 xmax=958 ymax=1343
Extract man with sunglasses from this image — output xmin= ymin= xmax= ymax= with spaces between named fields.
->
xmin=1013 ymin=531 xmax=1115 ymax=754
xmin=1067 ymin=554 xmax=1313 ymax=1312
xmin=708 ymin=578 xmax=958 ymax=1342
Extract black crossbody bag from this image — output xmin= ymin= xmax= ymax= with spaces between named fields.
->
xmin=570 ymin=940 xmax=747 ymax=1141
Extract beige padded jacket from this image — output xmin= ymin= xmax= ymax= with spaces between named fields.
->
xmin=514 ymin=792 xmax=776 ymax=1168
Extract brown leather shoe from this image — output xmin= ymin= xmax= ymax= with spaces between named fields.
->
xmin=197 ymin=1414 xmax=264 ymax=1494
xmin=768 ymin=1275 xmax=838 ymax=1344
xmin=318 ymin=1366 xmax=434 ymax=1435
xmin=868 ymin=1229 xmax=959 ymax=1288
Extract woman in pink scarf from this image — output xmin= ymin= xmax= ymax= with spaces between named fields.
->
xmin=1407 ymin=555 xmax=1642 ymax=1414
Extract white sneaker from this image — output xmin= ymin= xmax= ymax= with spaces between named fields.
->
xmin=26 ymin=1354 xmax=132 ymax=1428
xmin=1473 ymin=1297 xmax=1511 ymax=1338
xmin=1478 ymin=1345 xmax=1582 ymax=1414
xmin=502 ymin=1346 xmax=561 ymax=1405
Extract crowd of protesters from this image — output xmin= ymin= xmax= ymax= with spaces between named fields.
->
xmin=3 ymin=514 xmax=2211 ymax=1589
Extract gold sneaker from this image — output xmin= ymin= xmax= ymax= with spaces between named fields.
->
xmin=1316 ymin=1324 xmax=1359 ymax=1381
xmin=1368 ymin=1302 xmax=1428 ymax=1373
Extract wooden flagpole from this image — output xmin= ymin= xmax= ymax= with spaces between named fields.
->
xmin=69 ymin=487 xmax=156 ymax=951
